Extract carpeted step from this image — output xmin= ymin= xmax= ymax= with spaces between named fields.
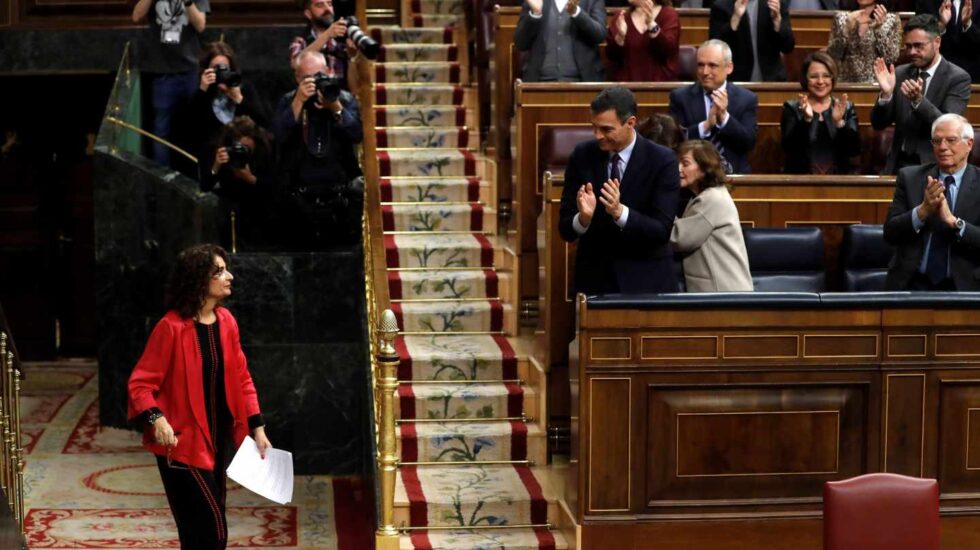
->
xmin=375 ymin=84 xmax=465 ymax=106
xmin=398 ymin=420 xmax=529 ymax=462
xmin=372 ymin=26 xmax=454 ymax=45
xmin=401 ymin=528 xmax=566 ymax=549
xmin=378 ymin=44 xmax=458 ymax=63
xmin=375 ymin=106 xmax=467 ymax=128
xmin=377 ymin=127 xmax=474 ymax=149
xmin=392 ymin=300 xmax=506 ymax=333
xmin=397 ymin=465 xmax=550 ymax=527
xmin=380 ymin=177 xmax=488 ymax=204
xmin=411 ymin=0 xmax=466 ymax=15
xmin=395 ymin=334 xmax=518 ymax=381
xmin=382 ymin=204 xmax=495 ymax=233
xmin=411 ymin=13 xmax=464 ymax=27
xmin=384 ymin=233 xmax=495 ymax=269
xmin=397 ymin=381 xmax=523 ymax=420
xmin=376 ymin=62 xmax=461 ymax=84
xmin=378 ymin=149 xmax=475 ymax=177
xmin=389 ymin=269 xmax=499 ymax=301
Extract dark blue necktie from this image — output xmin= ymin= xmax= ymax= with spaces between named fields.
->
xmin=609 ymin=153 xmax=621 ymax=182
xmin=925 ymin=175 xmax=956 ymax=284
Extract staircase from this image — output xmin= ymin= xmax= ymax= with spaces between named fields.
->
xmin=370 ymin=4 xmax=567 ymax=548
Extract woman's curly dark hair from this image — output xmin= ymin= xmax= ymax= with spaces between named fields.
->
xmin=676 ymin=140 xmax=729 ymax=192
xmin=165 ymin=244 xmax=229 ymax=319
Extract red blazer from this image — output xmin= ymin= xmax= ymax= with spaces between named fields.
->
xmin=128 ymin=307 xmax=261 ymax=470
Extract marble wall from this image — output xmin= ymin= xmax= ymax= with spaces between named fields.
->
xmin=94 ymin=148 xmax=373 ymax=475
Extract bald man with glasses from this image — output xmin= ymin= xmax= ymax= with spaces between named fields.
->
xmin=883 ymin=113 xmax=980 ymax=291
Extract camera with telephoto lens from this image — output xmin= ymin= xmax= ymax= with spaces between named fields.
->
xmin=344 ymin=16 xmax=380 ymax=60
xmin=310 ymin=71 xmax=343 ymax=105
xmin=226 ymin=142 xmax=252 ymax=170
xmin=212 ymin=63 xmax=242 ymax=88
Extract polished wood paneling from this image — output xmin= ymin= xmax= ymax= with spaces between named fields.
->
xmin=641 ymin=336 xmax=718 ymax=360
xmin=886 ymin=334 xmax=928 ymax=359
xmin=937 ymin=379 xmax=980 ymax=499
xmin=803 ymin=334 xmax=878 ymax=359
xmin=590 ymin=337 xmax=631 ymax=361
xmin=723 ymin=335 xmax=799 ymax=359
xmin=935 ymin=333 xmax=980 ymax=357
xmin=883 ymin=373 xmax=925 ymax=477
xmin=588 ymin=377 xmax=631 ymax=512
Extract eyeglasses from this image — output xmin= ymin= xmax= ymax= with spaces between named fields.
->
xmin=211 ymin=266 xmax=232 ymax=279
xmin=930 ymin=137 xmax=965 ymax=147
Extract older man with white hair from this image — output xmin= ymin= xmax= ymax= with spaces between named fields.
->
xmin=884 ymin=113 xmax=979 ymax=290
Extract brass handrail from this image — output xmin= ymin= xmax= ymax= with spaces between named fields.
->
xmin=0 ymin=332 xmax=24 ymax=533
xmin=103 ymin=116 xmax=199 ymax=164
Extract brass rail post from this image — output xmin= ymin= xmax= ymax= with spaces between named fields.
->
xmin=375 ymin=310 xmax=400 ymax=550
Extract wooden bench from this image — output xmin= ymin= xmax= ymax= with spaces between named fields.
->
xmin=561 ymin=291 xmax=980 ymax=549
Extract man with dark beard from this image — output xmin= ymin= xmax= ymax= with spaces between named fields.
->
xmin=288 ymin=0 xmax=356 ymax=90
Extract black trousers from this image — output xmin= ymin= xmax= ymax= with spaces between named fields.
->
xmin=155 ymin=442 xmax=229 ymax=550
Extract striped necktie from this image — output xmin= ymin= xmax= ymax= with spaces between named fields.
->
xmin=706 ymin=94 xmax=727 ymax=159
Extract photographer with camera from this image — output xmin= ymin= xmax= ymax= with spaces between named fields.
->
xmin=204 ymin=116 xmax=276 ymax=246
xmin=274 ymin=51 xmax=364 ymax=247
xmin=288 ymin=0 xmax=379 ymax=91
xmin=176 ymin=42 xmax=271 ymax=178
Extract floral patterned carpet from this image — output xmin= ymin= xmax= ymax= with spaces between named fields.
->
xmin=370 ymin=3 xmax=566 ymax=547
xmin=20 ymin=361 xmax=371 ymax=549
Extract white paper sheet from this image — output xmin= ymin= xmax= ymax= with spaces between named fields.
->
xmin=226 ymin=436 xmax=294 ymax=505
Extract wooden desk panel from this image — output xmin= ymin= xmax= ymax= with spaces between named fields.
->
xmin=566 ymin=299 xmax=980 ymax=546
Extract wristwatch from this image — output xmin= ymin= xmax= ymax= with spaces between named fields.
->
xmin=955 ymin=217 xmax=965 ymax=235
xmin=146 ymin=410 xmax=165 ymax=426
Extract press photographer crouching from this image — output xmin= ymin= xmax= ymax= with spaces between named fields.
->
xmin=176 ymin=42 xmax=271 ymax=179
xmin=203 ymin=115 xmax=276 ymax=246
xmin=274 ymin=51 xmax=364 ymax=248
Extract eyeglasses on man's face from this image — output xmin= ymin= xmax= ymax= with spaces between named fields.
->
xmin=930 ymin=136 xmax=966 ymax=147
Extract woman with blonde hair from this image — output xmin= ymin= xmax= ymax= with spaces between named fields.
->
xmin=670 ymin=140 xmax=753 ymax=292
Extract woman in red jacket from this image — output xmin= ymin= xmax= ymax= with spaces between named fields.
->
xmin=606 ymin=0 xmax=680 ymax=81
xmin=128 ymin=243 xmax=271 ymax=550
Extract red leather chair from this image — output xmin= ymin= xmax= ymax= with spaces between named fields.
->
xmin=823 ymin=473 xmax=939 ymax=550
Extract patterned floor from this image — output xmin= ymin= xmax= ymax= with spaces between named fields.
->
xmin=370 ymin=4 xmax=566 ymax=548
xmin=21 ymin=361 xmax=371 ymax=549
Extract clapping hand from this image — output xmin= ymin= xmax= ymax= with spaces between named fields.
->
xmin=799 ymin=93 xmax=814 ymax=122
xmin=566 ymin=0 xmax=579 ymax=14
xmin=577 ymin=182 xmax=597 ymax=226
xmin=731 ymin=0 xmax=748 ymax=29
xmin=614 ymin=10 xmax=628 ymax=45
xmin=768 ymin=0 xmax=782 ymax=29
xmin=710 ymin=88 xmax=729 ymax=128
xmin=900 ymin=76 xmax=924 ymax=104
xmin=939 ymin=0 xmax=952 ymax=27
xmin=919 ymin=176 xmax=946 ymax=220
xmin=831 ymin=94 xmax=848 ymax=127
xmin=527 ymin=0 xmax=542 ymax=15
xmin=598 ymin=178 xmax=624 ymax=219
xmin=873 ymin=57 xmax=896 ymax=97
xmin=963 ymin=0 xmax=973 ymax=28
xmin=870 ymin=3 xmax=886 ymax=26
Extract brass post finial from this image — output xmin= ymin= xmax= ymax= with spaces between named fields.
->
xmin=378 ymin=309 xmax=399 ymax=355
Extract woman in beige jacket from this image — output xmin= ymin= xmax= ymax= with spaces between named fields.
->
xmin=670 ymin=140 xmax=753 ymax=292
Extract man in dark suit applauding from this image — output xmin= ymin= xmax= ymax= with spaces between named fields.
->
xmin=884 ymin=114 xmax=980 ymax=291
xmin=709 ymin=0 xmax=794 ymax=81
xmin=915 ymin=0 xmax=980 ymax=82
xmin=871 ymin=14 xmax=971 ymax=174
xmin=559 ymin=87 xmax=680 ymax=295
xmin=669 ymin=39 xmax=758 ymax=173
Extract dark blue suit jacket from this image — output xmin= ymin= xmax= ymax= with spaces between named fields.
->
xmin=669 ymin=81 xmax=758 ymax=174
xmin=558 ymin=134 xmax=680 ymax=295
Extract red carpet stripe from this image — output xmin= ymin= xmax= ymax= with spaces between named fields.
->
xmin=462 ymin=150 xmax=475 ymax=175
xmin=375 ymin=107 xmax=388 ymax=126
xmin=384 ymin=234 xmax=400 ymax=268
xmin=484 ymin=269 xmax=499 ymax=298
xmin=400 ymin=466 xmax=430 ymax=526
xmin=391 ymin=303 xmax=406 ymax=337
xmin=505 ymin=382 xmax=523 ymax=417
xmin=458 ymin=127 xmax=469 ymax=148
xmin=380 ymin=178 xmax=393 ymax=202
xmin=333 ymin=477 xmax=375 ymax=550
xmin=514 ymin=465 xmax=549 ymax=525
xmin=381 ymin=205 xmax=395 ymax=231
xmin=397 ymin=383 xmax=417 ymax=419
xmin=490 ymin=300 xmax=504 ymax=331
xmin=378 ymin=151 xmax=391 ymax=176
xmin=447 ymin=45 xmax=459 ymax=61
xmin=377 ymin=129 xmax=388 ymax=148
xmin=394 ymin=336 xmax=413 ymax=380
xmin=449 ymin=63 xmax=460 ymax=83
xmin=374 ymin=64 xmax=385 ymax=84
xmin=410 ymin=0 xmax=421 ymax=12
xmin=467 ymin=177 xmax=480 ymax=201
xmin=452 ymin=85 xmax=464 ymax=104
xmin=454 ymin=105 xmax=465 ymax=126
xmin=510 ymin=420 xmax=528 ymax=461
xmin=492 ymin=334 xmax=518 ymax=379
xmin=534 ymin=527 xmax=558 ymax=549
xmin=442 ymin=27 xmax=453 ymax=43
xmin=387 ymin=271 xmax=403 ymax=300
xmin=375 ymin=84 xmax=387 ymax=104
xmin=475 ymin=234 xmax=494 ymax=267
xmin=470 ymin=204 xmax=484 ymax=231
xmin=410 ymin=530 xmax=434 ymax=549
xmin=400 ymin=422 xmax=419 ymax=462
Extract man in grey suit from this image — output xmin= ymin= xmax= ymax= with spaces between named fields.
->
xmin=513 ymin=0 xmax=606 ymax=82
xmin=871 ymin=14 xmax=972 ymax=175
xmin=884 ymin=114 xmax=980 ymax=291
